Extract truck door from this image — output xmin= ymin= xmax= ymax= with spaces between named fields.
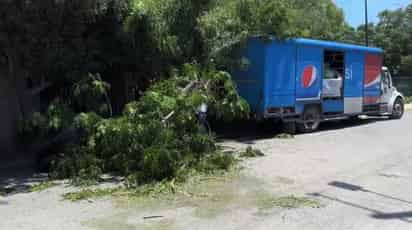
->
xmin=380 ymin=68 xmax=395 ymax=112
xmin=343 ymin=51 xmax=364 ymax=114
xmin=296 ymin=46 xmax=322 ymax=103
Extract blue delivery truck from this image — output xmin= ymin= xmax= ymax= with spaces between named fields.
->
xmin=232 ymin=37 xmax=405 ymax=132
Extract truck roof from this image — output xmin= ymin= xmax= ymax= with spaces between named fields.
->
xmin=291 ymin=38 xmax=383 ymax=54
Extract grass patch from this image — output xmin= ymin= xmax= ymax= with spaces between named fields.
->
xmin=29 ymin=181 xmax=58 ymax=192
xmin=275 ymin=133 xmax=294 ymax=139
xmin=405 ymin=96 xmax=412 ymax=104
xmin=256 ymin=194 xmax=321 ymax=212
xmin=63 ymin=187 xmax=126 ymax=202
xmin=63 ymin=166 xmax=241 ymax=202
xmin=0 ymin=187 xmax=15 ymax=196
xmin=240 ymin=146 xmax=265 ymax=158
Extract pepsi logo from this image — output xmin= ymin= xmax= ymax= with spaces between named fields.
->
xmin=364 ymin=73 xmax=380 ymax=88
xmin=364 ymin=54 xmax=382 ymax=88
xmin=302 ymin=65 xmax=317 ymax=88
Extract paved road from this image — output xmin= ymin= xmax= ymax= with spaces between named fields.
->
xmin=225 ymin=111 xmax=412 ymax=230
xmin=1 ymin=112 xmax=412 ymax=230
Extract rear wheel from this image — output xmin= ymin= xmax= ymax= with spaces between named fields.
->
xmin=390 ymin=97 xmax=404 ymax=119
xmin=282 ymin=122 xmax=296 ymax=134
xmin=297 ymin=106 xmax=321 ymax=133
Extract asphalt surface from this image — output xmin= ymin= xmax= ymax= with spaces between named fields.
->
xmin=1 ymin=111 xmax=412 ymax=230
xmin=225 ymin=111 xmax=412 ymax=230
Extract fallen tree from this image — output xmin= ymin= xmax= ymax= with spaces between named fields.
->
xmin=42 ymin=64 xmax=250 ymax=185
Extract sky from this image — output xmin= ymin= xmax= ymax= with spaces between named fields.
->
xmin=334 ymin=0 xmax=412 ymax=27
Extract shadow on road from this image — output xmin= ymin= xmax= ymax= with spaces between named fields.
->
xmin=309 ymin=180 xmax=412 ymax=223
xmin=328 ymin=181 xmax=412 ymax=205
xmin=0 ymin=169 xmax=48 ymax=196
xmin=317 ymin=116 xmax=388 ymax=132
xmin=372 ymin=211 xmax=412 ymax=220
xmin=214 ymin=119 xmax=283 ymax=144
xmin=215 ymin=116 xmax=388 ymax=144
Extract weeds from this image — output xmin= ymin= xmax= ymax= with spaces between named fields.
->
xmin=405 ymin=96 xmax=412 ymax=104
xmin=29 ymin=181 xmax=58 ymax=192
xmin=63 ymin=165 xmax=241 ymax=202
xmin=62 ymin=183 xmax=178 ymax=202
xmin=63 ymin=187 xmax=125 ymax=202
xmin=258 ymin=195 xmax=321 ymax=209
xmin=275 ymin=133 xmax=294 ymax=139
xmin=240 ymin=146 xmax=265 ymax=158
xmin=0 ymin=187 xmax=14 ymax=196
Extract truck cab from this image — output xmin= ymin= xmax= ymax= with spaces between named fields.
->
xmin=379 ymin=66 xmax=405 ymax=119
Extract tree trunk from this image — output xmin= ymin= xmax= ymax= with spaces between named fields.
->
xmin=5 ymin=49 xmax=25 ymax=121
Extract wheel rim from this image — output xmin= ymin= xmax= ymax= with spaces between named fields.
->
xmin=394 ymin=100 xmax=404 ymax=117
xmin=304 ymin=113 xmax=319 ymax=130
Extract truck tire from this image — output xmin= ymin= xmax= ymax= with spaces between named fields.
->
xmin=282 ymin=122 xmax=296 ymax=134
xmin=390 ymin=97 xmax=404 ymax=119
xmin=297 ymin=106 xmax=321 ymax=133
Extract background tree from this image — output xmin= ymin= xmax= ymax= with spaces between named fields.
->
xmin=353 ymin=4 xmax=412 ymax=76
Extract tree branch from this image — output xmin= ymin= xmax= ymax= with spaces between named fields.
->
xmin=29 ymin=81 xmax=52 ymax=95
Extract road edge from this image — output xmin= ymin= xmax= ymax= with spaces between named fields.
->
xmin=406 ymin=103 xmax=412 ymax=111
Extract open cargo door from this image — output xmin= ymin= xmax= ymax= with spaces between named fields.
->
xmin=343 ymin=51 xmax=364 ymax=114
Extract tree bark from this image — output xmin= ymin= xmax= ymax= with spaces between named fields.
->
xmin=5 ymin=48 xmax=25 ymax=121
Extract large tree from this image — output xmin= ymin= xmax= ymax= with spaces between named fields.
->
xmin=353 ymin=4 xmax=412 ymax=75
xmin=0 ymin=0 xmax=130 ymax=119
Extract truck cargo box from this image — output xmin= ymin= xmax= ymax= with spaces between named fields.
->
xmin=232 ymin=37 xmax=384 ymax=120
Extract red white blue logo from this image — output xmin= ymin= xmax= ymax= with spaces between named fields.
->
xmin=301 ymin=65 xmax=317 ymax=88
xmin=364 ymin=55 xmax=382 ymax=88
xmin=364 ymin=73 xmax=380 ymax=88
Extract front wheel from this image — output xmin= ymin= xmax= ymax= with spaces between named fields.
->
xmin=390 ymin=97 xmax=404 ymax=119
xmin=297 ymin=106 xmax=321 ymax=133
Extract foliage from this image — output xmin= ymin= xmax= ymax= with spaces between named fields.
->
xmin=257 ymin=195 xmax=321 ymax=210
xmin=51 ymin=64 xmax=243 ymax=185
xmin=73 ymin=73 xmax=112 ymax=116
xmin=353 ymin=4 xmax=412 ymax=76
xmin=7 ymin=0 xmax=410 ymax=188
xmin=62 ymin=187 xmax=124 ymax=202
xmin=199 ymin=0 xmax=296 ymax=54
xmin=18 ymin=72 xmax=109 ymax=143
xmin=291 ymin=0 xmax=347 ymax=41
xmin=240 ymin=146 xmax=265 ymax=158
xmin=62 ymin=165 xmax=241 ymax=202
xmin=375 ymin=5 xmax=412 ymax=75
xmin=400 ymin=56 xmax=412 ymax=76
xmin=129 ymin=0 xmax=212 ymax=61
xmin=0 ymin=0 xmax=130 ymax=85
xmin=196 ymin=152 xmax=237 ymax=172
xmin=197 ymin=0 xmax=349 ymax=69
xmin=275 ymin=133 xmax=295 ymax=139
xmin=29 ymin=181 xmax=58 ymax=193
xmin=405 ymin=96 xmax=412 ymax=104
